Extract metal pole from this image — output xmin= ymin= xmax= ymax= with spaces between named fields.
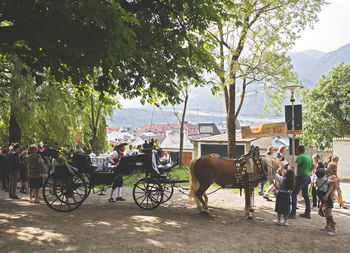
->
xmin=149 ymin=105 xmax=155 ymax=142
xmin=291 ymin=91 xmax=295 ymax=164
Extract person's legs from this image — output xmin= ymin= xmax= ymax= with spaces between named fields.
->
xmin=301 ymin=176 xmax=311 ymax=214
xmin=337 ymin=188 xmax=345 ymax=207
xmin=264 ymin=184 xmax=275 ymax=198
xmin=291 ymin=176 xmax=306 ymax=215
xmin=9 ymin=171 xmax=19 ymax=198
xmin=34 ymin=188 xmax=39 ymax=202
xmin=115 ymin=176 xmax=125 ymax=201
xmin=1 ymin=169 xmax=8 ymax=190
xmin=29 ymin=187 xmax=33 ymax=202
xmin=312 ymin=186 xmax=317 ymax=207
xmin=272 ymin=187 xmax=278 ymax=196
xmin=277 ymin=213 xmax=281 ymax=221
xmin=259 ymin=181 xmax=265 ymax=195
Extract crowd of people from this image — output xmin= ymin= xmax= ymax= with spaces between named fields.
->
xmin=0 ymin=141 xmax=346 ymax=236
xmin=260 ymin=145 xmax=346 ymax=236
xmin=0 ymin=143 xmax=50 ymax=203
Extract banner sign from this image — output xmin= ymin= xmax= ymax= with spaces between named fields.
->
xmin=241 ymin=122 xmax=288 ymax=138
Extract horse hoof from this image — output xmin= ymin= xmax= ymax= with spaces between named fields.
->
xmin=247 ymin=216 xmax=253 ymax=220
xmin=200 ymin=211 xmax=209 ymax=216
xmin=249 ymin=208 xmax=255 ymax=213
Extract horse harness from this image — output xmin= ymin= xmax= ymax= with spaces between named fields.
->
xmin=223 ymin=146 xmax=267 ymax=194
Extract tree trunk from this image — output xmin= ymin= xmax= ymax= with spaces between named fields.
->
xmin=179 ymin=89 xmax=189 ymax=168
xmin=9 ymin=108 xmax=21 ymax=144
xmin=226 ymin=80 xmax=236 ymax=159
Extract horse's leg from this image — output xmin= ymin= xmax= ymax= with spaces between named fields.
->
xmin=250 ymin=191 xmax=255 ymax=213
xmin=203 ymin=193 xmax=208 ymax=206
xmin=245 ymin=187 xmax=253 ymax=220
xmin=196 ymin=183 xmax=210 ymax=215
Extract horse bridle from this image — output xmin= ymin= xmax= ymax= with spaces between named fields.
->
xmin=232 ymin=146 xmax=267 ymax=193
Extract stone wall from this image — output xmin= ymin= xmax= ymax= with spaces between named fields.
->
xmin=333 ymin=138 xmax=350 ymax=181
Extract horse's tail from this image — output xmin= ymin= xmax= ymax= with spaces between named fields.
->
xmin=189 ymin=158 xmax=200 ymax=203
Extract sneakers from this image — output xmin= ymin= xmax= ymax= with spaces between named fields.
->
xmin=321 ymin=226 xmax=336 ymax=235
xmin=276 ymin=220 xmax=289 ymax=226
xmin=299 ymin=213 xmax=311 ymax=219
xmin=108 ymin=198 xmax=115 ymax=202
xmin=288 ymin=214 xmax=296 ymax=219
xmin=283 ymin=221 xmax=290 ymax=226
xmin=116 ymin=197 xmax=126 ymax=201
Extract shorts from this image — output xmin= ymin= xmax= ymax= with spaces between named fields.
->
xmin=325 ymin=196 xmax=335 ymax=209
xmin=317 ymin=190 xmax=327 ymax=201
xmin=29 ymin=177 xmax=43 ymax=189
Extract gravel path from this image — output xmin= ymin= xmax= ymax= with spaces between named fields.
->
xmin=1 ymin=186 xmax=350 ymax=253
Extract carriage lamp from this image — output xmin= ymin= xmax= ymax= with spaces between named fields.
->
xmin=282 ymin=85 xmax=303 ymax=163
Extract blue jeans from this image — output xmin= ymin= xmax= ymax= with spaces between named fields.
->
xmin=259 ymin=180 xmax=278 ymax=195
xmin=291 ymin=175 xmax=311 ymax=215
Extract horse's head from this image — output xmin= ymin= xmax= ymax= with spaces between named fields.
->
xmin=260 ymin=156 xmax=287 ymax=181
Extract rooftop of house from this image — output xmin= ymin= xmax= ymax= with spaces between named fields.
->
xmin=107 ymin=127 xmax=121 ymax=133
xmin=193 ymin=132 xmax=258 ymax=143
xmin=138 ymin=123 xmax=198 ymax=134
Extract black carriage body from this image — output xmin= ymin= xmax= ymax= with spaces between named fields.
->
xmin=69 ymin=153 xmax=154 ymax=186
xmin=43 ymin=150 xmax=182 ymax=212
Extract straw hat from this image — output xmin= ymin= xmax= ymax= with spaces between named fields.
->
xmin=114 ymin=141 xmax=128 ymax=150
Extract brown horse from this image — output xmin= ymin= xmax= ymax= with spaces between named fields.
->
xmin=189 ymin=147 xmax=287 ymax=219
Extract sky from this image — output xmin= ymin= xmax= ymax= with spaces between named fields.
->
xmin=121 ymin=0 xmax=350 ymax=108
xmin=292 ymin=0 xmax=350 ymax=53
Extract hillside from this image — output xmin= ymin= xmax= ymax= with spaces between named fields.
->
xmin=111 ymin=44 xmax=350 ymax=127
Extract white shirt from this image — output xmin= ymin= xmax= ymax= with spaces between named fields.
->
xmin=125 ymin=149 xmax=136 ymax=156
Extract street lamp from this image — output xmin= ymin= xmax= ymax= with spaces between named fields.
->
xmin=283 ymin=85 xmax=303 ymax=164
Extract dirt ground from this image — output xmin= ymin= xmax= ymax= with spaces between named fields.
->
xmin=1 ymin=185 xmax=350 ymax=253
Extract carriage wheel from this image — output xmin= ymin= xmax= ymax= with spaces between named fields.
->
xmin=79 ymin=172 xmax=92 ymax=201
xmin=42 ymin=173 xmax=87 ymax=212
xmin=161 ymin=182 xmax=174 ymax=203
xmin=132 ymin=178 xmax=163 ymax=210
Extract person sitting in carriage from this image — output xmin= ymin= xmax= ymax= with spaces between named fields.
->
xmin=108 ymin=142 xmax=127 ymax=202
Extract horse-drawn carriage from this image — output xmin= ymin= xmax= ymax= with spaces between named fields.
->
xmin=42 ymin=149 xmax=187 ymax=212
xmin=42 ymin=146 xmax=284 ymax=220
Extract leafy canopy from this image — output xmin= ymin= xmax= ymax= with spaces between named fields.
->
xmin=301 ymin=63 xmax=350 ymax=150
xmin=0 ymin=0 xmax=219 ymax=104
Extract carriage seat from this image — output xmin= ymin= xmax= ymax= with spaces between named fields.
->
xmin=157 ymin=162 xmax=175 ymax=173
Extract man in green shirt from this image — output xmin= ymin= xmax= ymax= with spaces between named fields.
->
xmin=289 ymin=145 xmax=313 ymax=219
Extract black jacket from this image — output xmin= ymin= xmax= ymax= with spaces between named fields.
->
xmin=8 ymin=151 xmax=20 ymax=172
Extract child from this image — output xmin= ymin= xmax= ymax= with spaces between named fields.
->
xmin=275 ymin=169 xmax=295 ymax=226
xmin=311 ymin=153 xmax=324 ymax=207
xmin=315 ymin=169 xmax=328 ymax=217
xmin=321 ymin=163 xmax=338 ymax=236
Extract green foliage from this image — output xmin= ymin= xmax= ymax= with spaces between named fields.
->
xmin=0 ymin=55 xmax=112 ymax=151
xmin=202 ymin=0 xmax=326 ymax=157
xmin=0 ymin=55 xmax=81 ymax=145
xmin=300 ymin=63 xmax=350 ymax=150
xmin=0 ymin=0 xmax=219 ymax=104
xmin=0 ymin=0 xmax=136 ymax=89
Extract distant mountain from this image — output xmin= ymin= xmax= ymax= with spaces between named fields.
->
xmin=112 ymin=44 xmax=350 ymax=127
xmin=289 ymin=44 xmax=350 ymax=87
